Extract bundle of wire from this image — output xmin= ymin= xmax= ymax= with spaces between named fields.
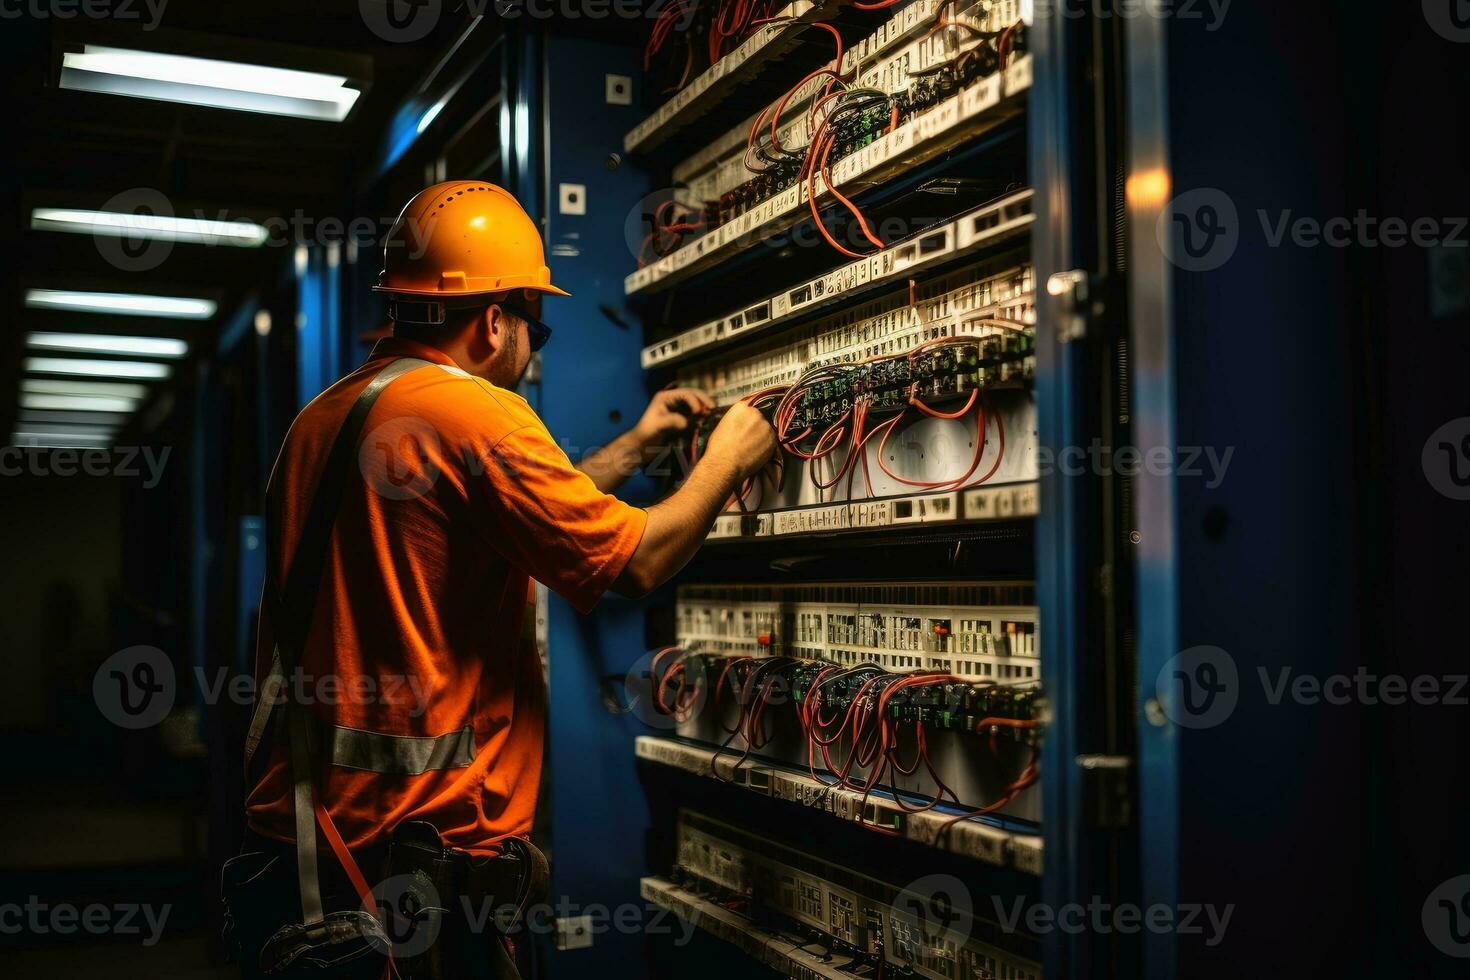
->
xmin=645 ymin=649 xmax=1041 ymax=834
xmin=737 ymin=9 xmax=1025 ymax=258
xmin=638 ymin=198 xmax=706 ymax=268
xmin=769 ymin=335 xmax=1012 ymax=503
xmin=680 ymin=331 xmax=1016 ymax=511
xmin=643 ymin=0 xmax=785 ymax=95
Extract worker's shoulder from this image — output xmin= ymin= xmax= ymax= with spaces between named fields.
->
xmin=380 ymin=361 xmax=539 ymax=435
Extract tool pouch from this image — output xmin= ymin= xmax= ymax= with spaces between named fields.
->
xmin=221 ymin=848 xmax=388 ymax=978
xmin=382 ymin=821 xmax=460 ymax=980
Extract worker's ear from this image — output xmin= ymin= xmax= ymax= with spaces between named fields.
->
xmin=482 ymin=303 xmax=505 ymax=353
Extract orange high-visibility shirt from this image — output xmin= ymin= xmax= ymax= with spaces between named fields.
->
xmin=246 ymin=337 xmax=647 ymax=856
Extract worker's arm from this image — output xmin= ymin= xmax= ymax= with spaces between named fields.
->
xmin=576 ymin=387 xmax=715 ymax=494
xmin=612 ymin=402 xmax=776 ymax=597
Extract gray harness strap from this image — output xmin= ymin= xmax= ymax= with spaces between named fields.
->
xmin=244 ymin=356 xmax=433 ymax=926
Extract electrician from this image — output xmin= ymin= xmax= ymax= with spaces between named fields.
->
xmin=224 ymin=181 xmax=777 ymax=980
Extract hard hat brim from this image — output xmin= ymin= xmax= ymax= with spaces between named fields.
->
xmin=373 ymin=282 xmax=572 ymax=299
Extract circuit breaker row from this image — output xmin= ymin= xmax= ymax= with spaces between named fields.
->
xmin=671 ymin=810 xmax=1041 ymax=980
xmin=672 ymin=0 xmax=1024 ymax=207
xmin=675 ymin=581 xmax=1036 ymax=678
xmin=642 ymin=188 xmax=1034 ymax=369
xmin=676 ymin=257 xmax=1033 ymax=405
xmin=626 ymin=53 xmax=1032 ymax=292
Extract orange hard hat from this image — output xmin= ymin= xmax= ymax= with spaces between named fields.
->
xmin=374 ymin=180 xmax=570 ymax=302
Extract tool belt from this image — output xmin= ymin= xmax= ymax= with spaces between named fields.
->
xmin=222 ymin=822 xmax=548 ymax=979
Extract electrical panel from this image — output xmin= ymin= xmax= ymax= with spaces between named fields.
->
xmin=627 ymin=0 xmax=1046 ymax=974
xmin=649 ymin=582 xmax=1042 ymax=822
xmin=652 ymin=810 xmax=1043 ymax=980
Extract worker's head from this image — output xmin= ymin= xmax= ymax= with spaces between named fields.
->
xmin=391 ymin=289 xmax=549 ymax=388
xmin=375 ymin=180 xmax=568 ymax=385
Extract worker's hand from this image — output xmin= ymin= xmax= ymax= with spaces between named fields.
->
xmin=634 ymin=387 xmax=715 ymax=443
xmin=704 ymin=402 xmax=778 ymax=481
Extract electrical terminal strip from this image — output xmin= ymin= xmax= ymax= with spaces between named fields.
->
xmin=705 ymin=482 xmax=1037 ymax=539
xmin=625 ymin=53 xmax=1032 ymax=294
xmin=678 ymin=259 xmax=1034 ymax=406
xmin=674 ymin=580 xmax=1037 ymax=678
xmin=670 ymin=0 xmax=1023 ymax=208
xmin=641 ymin=877 xmax=862 ymax=980
xmin=634 ymin=735 xmax=1037 ymax=868
xmin=641 ymin=188 xmax=1034 ymax=369
xmin=965 ymin=480 xmax=1038 ymax=520
xmin=625 ymin=0 xmax=834 ymax=155
xmin=664 ymin=0 xmax=961 ymax=187
xmin=666 ymin=810 xmax=1043 ymax=980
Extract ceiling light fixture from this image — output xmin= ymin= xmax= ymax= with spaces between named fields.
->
xmin=60 ymin=45 xmax=363 ymax=122
xmin=25 ymin=289 xmax=216 ymax=319
xmin=31 ymin=207 xmax=269 ymax=246
xmin=10 ymin=431 xmax=116 ymax=449
xmin=23 ymin=379 xmax=149 ymax=400
xmin=26 ymin=356 xmax=173 ymax=380
xmin=27 ymin=332 xmax=189 ymax=359
xmin=21 ymin=393 xmax=141 ymax=413
xmin=19 ymin=410 xmax=131 ymax=428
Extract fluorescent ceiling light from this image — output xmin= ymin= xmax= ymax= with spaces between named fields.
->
xmin=12 ymin=421 xmax=119 ymax=438
xmin=21 ymin=393 xmax=141 ymax=413
xmin=11 ymin=432 xmax=115 ymax=448
xmin=61 ymin=45 xmax=363 ymax=122
xmin=23 ymin=378 xmax=148 ymax=400
xmin=28 ymin=332 xmax=189 ymax=359
xmin=19 ymin=410 xmax=130 ymax=428
xmin=26 ymin=356 xmax=172 ymax=380
xmin=31 ymin=208 xmax=269 ymax=246
xmin=25 ymin=289 xmax=216 ymax=319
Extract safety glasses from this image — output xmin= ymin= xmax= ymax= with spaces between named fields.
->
xmin=508 ymin=305 xmax=553 ymax=352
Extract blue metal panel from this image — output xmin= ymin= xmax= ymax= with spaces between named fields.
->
xmin=295 ymin=246 xmax=344 ymax=407
xmin=536 ymin=32 xmax=654 ymax=980
xmin=1123 ymin=12 xmax=1180 ymax=980
xmin=1030 ymin=11 xmax=1117 ymax=980
xmin=236 ymin=516 xmax=266 ymax=678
